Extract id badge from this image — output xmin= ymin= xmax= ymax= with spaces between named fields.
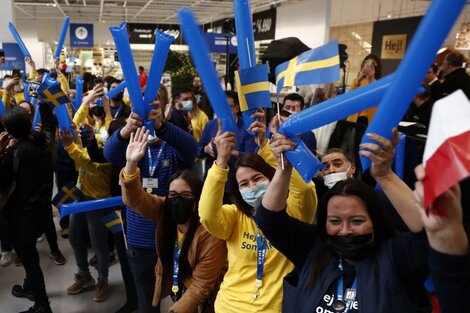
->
xmin=345 ymin=288 xmax=356 ymax=302
xmin=143 ymin=178 xmax=159 ymax=189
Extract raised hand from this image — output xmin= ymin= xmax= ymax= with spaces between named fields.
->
xmin=214 ymin=119 xmax=237 ymax=169
xmin=146 ymin=101 xmax=164 ymax=130
xmin=59 ymin=128 xmax=74 ymax=147
xmin=126 ymin=127 xmax=149 ymax=164
xmin=359 ymin=128 xmax=399 ymax=180
xmin=269 ymin=133 xmax=296 ymax=169
xmin=248 ymin=110 xmax=267 ymax=147
xmin=414 ymin=164 xmax=467 ymax=255
xmin=120 ymin=112 xmax=143 ymax=140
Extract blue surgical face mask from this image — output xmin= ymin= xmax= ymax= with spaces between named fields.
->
xmin=182 ymin=100 xmax=193 ymax=112
xmin=240 ymin=180 xmax=269 ymax=209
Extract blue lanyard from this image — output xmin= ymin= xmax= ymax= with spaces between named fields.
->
xmin=147 ymin=144 xmax=164 ymax=177
xmin=172 ymin=238 xmax=182 ymax=295
xmin=255 ymin=226 xmax=267 ymax=288
xmin=336 ymin=259 xmax=358 ymax=313
xmin=113 ymin=104 xmax=124 ymax=119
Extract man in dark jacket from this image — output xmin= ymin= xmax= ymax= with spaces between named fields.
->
xmin=0 ymin=106 xmax=54 ymax=313
xmin=441 ymin=52 xmax=470 ymax=98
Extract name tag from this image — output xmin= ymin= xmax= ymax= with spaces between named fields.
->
xmin=143 ymin=178 xmax=159 ymax=189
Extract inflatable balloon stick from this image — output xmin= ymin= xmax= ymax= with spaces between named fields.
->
xmin=178 ymin=8 xmax=237 ymax=133
xmin=75 ymin=76 xmax=84 ymax=109
xmin=360 ymin=0 xmax=466 ymax=170
xmin=109 ymin=22 xmax=145 ymax=120
xmin=8 ymin=22 xmax=31 ymax=58
xmin=234 ymin=0 xmax=258 ymax=129
xmin=106 ymin=80 xmax=127 ymax=99
xmin=143 ymin=30 xmax=175 ymax=107
xmin=60 ymin=196 xmax=123 ymax=218
xmin=56 ymin=103 xmax=76 ymax=140
xmin=54 ymin=16 xmax=70 ymax=60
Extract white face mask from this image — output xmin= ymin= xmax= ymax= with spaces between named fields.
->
xmin=240 ymin=180 xmax=269 ymax=209
xmin=285 ymin=110 xmax=298 ymax=116
xmin=99 ymin=129 xmax=109 ymax=145
xmin=2 ymin=79 xmax=10 ymax=89
xmin=323 ymin=165 xmax=351 ymax=189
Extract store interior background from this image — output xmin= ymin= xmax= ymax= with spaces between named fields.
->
xmin=0 ymin=0 xmax=469 ymax=93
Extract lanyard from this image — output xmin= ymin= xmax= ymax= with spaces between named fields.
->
xmin=172 ymin=238 xmax=182 ymax=296
xmin=113 ymin=104 xmax=124 ymax=119
xmin=255 ymin=227 xmax=267 ymax=286
xmin=335 ymin=259 xmax=358 ymax=313
xmin=147 ymin=144 xmax=165 ymax=177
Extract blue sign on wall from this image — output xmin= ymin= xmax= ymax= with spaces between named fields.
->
xmin=204 ymin=33 xmax=238 ymax=54
xmin=0 ymin=43 xmax=26 ymax=72
xmin=70 ymin=23 xmax=94 ymax=48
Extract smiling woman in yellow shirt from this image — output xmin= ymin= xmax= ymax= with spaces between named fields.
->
xmin=198 ymin=116 xmax=317 ymax=313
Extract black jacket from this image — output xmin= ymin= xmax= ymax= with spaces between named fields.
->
xmin=0 ymin=135 xmax=53 ymax=243
xmin=442 ymin=68 xmax=470 ymax=99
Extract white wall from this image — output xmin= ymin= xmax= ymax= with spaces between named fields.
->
xmin=15 ymin=19 xmax=46 ymax=69
xmin=0 ymin=0 xmax=15 ymax=44
xmin=275 ymin=0 xmax=330 ymax=49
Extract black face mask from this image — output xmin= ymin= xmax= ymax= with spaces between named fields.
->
xmin=326 ymin=233 xmax=375 ymax=260
xmin=90 ymin=106 xmax=105 ymax=117
xmin=112 ymin=92 xmax=124 ymax=103
xmin=166 ymin=196 xmax=195 ymax=224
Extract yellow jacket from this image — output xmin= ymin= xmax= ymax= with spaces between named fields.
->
xmin=64 ymin=142 xmax=112 ymax=199
xmin=198 ymin=143 xmax=317 ymax=313
xmin=72 ymin=104 xmax=112 ymax=148
xmin=191 ymin=110 xmax=209 ymax=142
xmin=346 ymin=78 xmax=377 ymax=124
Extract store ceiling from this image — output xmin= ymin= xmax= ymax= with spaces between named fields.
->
xmin=13 ymin=0 xmax=295 ymax=25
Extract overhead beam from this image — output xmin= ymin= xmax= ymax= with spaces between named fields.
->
xmin=99 ymin=0 xmax=105 ymax=22
xmin=14 ymin=4 xmax=33 ymax=18
xmin=132 ymin=0 xmax=154 ymax=21
xmin=53 ymin=0 xmax=67 ymax=17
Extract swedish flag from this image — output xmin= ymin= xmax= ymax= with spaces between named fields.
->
xmin=101 ymin=210 xmax=123 ymax=234
xmin=275 ymin=40 xmax=340 ymax=93
xmin=52 ymin=182 xmax=84 ymax=209
xmin=38 ymin=80 xmax=69 ymax=107
xmin=234 ymin=64 xmax=271 ymax=112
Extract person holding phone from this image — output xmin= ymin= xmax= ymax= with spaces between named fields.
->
xmin=347 ymin=54 xmax=382 ymax=125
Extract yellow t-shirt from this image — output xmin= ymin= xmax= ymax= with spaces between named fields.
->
xmin=199 ymin=143 xmax=317 ymax=313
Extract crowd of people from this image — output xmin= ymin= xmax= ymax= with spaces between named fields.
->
xmin=0 ymin=49 xmax=469 ymax=313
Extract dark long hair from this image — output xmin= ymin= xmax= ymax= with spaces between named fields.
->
xmin=156 ymin=170 xmax=203 ymax=281
xmin=309 ymin=178 xmax=396 ymax=284
xmin=2 ymin=106 xmax=32 ymax=140
xmin=361 ymin=54 xmax=382 ymax=80
xmin=229 ymin=153 xmax=275 ymax=216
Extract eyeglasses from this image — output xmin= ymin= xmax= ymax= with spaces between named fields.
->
xmin=168 ymin=191 xmax=193 ymax=199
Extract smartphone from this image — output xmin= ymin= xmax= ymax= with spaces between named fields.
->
xmin=12 ymin=69 xmax=21 ymax=78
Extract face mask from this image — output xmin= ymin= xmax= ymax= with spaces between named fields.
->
xmin=181 ymin=100 xmax=193 ymax=112
xmin=326 ymin=233 xmax=375 ymax=260
xmin=285 ymin=110 xmax=297 ymax=116
xmin=323 ymin=165 xmax=351 ymax=189
xmin=2 ymin=79 xmax=10 ymax=89
xmin=167 ymin=196 xmax=195 ymax=224
xmin=99 ymin=129 xmax=109 ymax=145
xmin=240 ymin=180 xmax=269 ymax=209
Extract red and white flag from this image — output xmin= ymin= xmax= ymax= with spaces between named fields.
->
xmin=423 ymin=90 xmax=470 ymax=210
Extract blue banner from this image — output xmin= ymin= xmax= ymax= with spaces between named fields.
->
xmin=204 ymin=33 xmax=238 ymax=54
xmin=70 ymin=23 xmax=94 ymax=48
xmin=1 ymin=43 xmax=26 ymax=72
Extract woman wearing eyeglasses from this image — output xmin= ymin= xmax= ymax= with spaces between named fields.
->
xmin=120 ymin=127 xmax=227 ymax=313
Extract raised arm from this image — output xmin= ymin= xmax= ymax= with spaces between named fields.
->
xmin=120 ymin=127 xmax=165 ymax=222
xmin=360 ymin=128 xmax=423 ymax=232
xmin=198 ymin=120 xmax=238 ymax=240
xmin=414 ymin=164 xmax=469 ymax=313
